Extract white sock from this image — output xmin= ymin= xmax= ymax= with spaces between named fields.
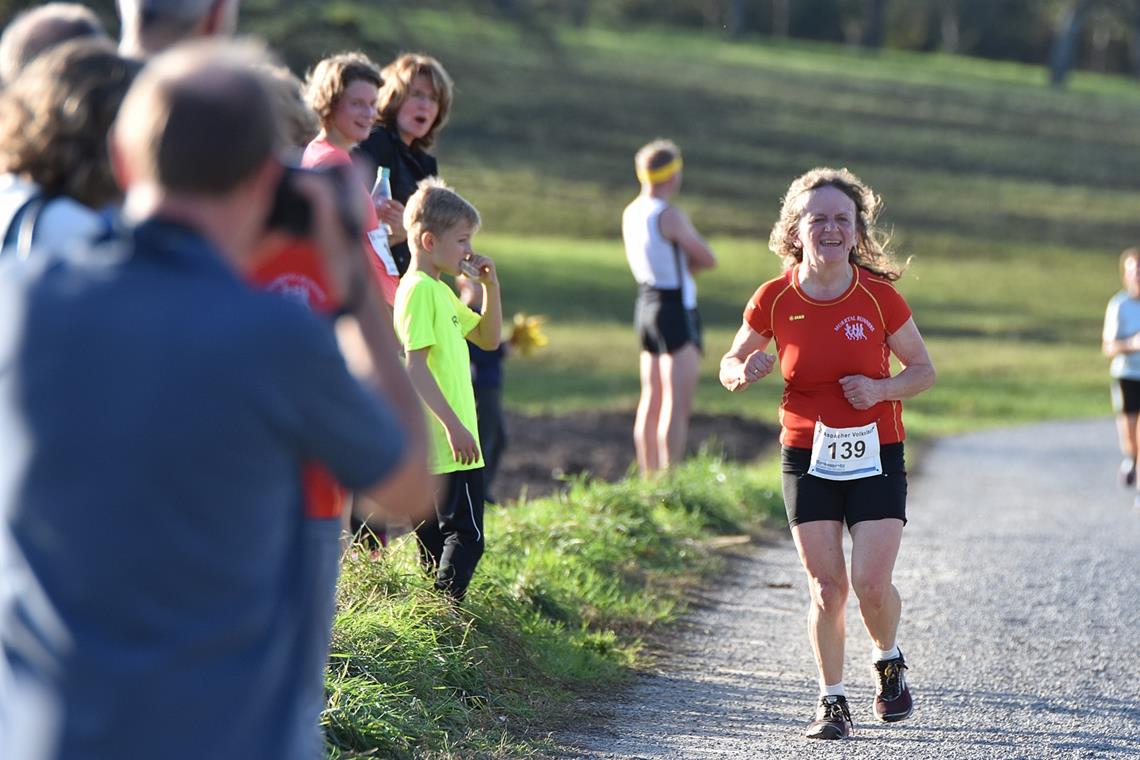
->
xmin=820 ymin=681 xmax=845 ymax=698
xmin=874 ymin=643 xmax=901 ymax=662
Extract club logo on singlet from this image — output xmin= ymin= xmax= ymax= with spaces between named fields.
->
xmin=835 ymin=315 xmax=875 ymax=341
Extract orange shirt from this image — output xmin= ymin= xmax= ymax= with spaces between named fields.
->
xmin=301 ymin=139 xmax=399 ymax=305
xmin=743 ymin=265 xmax=912 ymax=449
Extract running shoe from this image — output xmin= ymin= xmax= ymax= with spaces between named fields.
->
xmin=1121 ymin=458 xmax=1137 ymax=488
xmin=805 ymin=695 xmax=853 ymax=739
xmin=873 ymin=652 xmax=913 ymax=722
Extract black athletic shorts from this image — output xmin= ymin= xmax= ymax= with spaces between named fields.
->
xmin=781 ymin=442 xmax=907 ymax=528
xmin=1112 ymin=378 xmax=1140 ymax=414
xmin=635 ymin=287 xmax=702 ymax=354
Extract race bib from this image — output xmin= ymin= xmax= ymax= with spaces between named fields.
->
xmin=367 ymin=228 xmax=399 ymax=276
xmin=807 ymin=421 xmax=882 ymax=481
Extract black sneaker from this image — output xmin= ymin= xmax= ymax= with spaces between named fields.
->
xmin=805 ymin=695 xmax=853 ymax=739
xmin=873 ymin=652 xmax=913 ymax=722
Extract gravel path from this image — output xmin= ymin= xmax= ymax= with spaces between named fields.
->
xmin=554 ymin=418 xmax=1140 ymax=759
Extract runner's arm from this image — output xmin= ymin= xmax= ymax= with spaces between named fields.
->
xmin=719 ymin=320 xmax=774 ymax=392
xmin=839 ymin=317 xmax=936 ymax=410
xmin=660 ymin=206 xmax=716 ymax=273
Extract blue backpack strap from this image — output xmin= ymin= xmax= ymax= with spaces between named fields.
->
xmin=2 ymin=191 xmax=46 ymax=259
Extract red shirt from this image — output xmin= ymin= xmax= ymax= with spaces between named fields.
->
xmin=301 ymin=139 xmax=399 ymax=305
xmin=743 ymin=265 xmax=912 ymax=448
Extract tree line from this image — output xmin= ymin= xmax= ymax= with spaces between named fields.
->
xmin=1 ymin=0 xmax=1134 ymax=85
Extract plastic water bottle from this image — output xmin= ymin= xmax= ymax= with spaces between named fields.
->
xmin=371 ymin=166 xmax=392 ymax=234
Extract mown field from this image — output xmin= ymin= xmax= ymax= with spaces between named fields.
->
xmin=252 ymin=4 xmax=1139 ymax=437
xmin=235 ymin=7 xmax=1140 ymax=757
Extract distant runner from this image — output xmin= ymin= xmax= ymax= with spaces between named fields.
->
xmin=719 ymin=167 xmax=935 ymax=739
xmin=1101 ymin=246 xmax=1140 ymax=511
xmin=622 ymin=139 xmax=716 ymax=476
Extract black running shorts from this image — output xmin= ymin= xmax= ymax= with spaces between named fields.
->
xmin=1112 ymin=378 xmax=1140 ymax=414
xmin=635 ymin=287 xmax=702 ymax=354
xmin=781 ymin=443 xmax=907 ymax=528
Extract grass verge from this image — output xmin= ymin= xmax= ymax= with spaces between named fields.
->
xmin=324 ymin=452 xmax=783 ymax=758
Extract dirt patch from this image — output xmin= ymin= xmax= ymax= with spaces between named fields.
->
xmin=491 ymin=410 xmax=779 ymax=502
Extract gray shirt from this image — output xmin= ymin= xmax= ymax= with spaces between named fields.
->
xmin=1103 ymin=290 xmax=1140 ymax=379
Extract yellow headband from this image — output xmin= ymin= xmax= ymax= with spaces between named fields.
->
xmin=637 ymin=156 xmax=683 ymax=185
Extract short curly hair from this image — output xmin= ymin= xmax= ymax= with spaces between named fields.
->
xmin=303 ymin=52 xmax=381 ymax=129
xmin=377 ymin=53 xmax=453 ymax=152
xmin=768 ymin=166 xmax=903 ymax=281
xmin=0 ymin=38 xmax=140 ymax=209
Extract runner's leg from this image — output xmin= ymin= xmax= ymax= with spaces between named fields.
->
xmin=791 ymin=520 xmax=848 ymax=687
xmin=849 ymin=517 xmax=904 ymax=649
xmin=658 ymin=343 xmax=699 ymax=470
xmin=634 ymin=351 xmax=663 ymax=475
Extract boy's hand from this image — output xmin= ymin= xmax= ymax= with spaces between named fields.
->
xmin=466 ymin=253 xmax=498 ymax=285
xmin=445 ymin=422 xmax=481 ymax=465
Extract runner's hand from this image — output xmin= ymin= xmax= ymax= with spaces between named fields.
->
xmin=839 ymin=374 xmax=882 ymax=410
xmin=445 ymin=422 xmax=481 ymax=465
xmin=739 ymin=350 xmax=775 ymax=388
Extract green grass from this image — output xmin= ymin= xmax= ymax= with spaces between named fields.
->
xmin=242 ymin=8 xmax=1140 ymax=756
xmin=325 ymin=455 xmax=783 ymax=758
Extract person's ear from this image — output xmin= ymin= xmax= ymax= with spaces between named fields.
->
xmin=107 ymin=131 xmax=131 ymax=192
xmin=421 ymin=230 xmax=435 ymax=252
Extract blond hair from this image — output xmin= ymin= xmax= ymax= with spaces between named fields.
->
xmin=377 ymin=53 xmax=453 ymax=151
xmin=634 ymin=139 xmax=681 ymax=184
xmin=404 ymin=177 xmax=480 ymax=252
xmin=303 ymin=52 xmax=380 ymax=127
xmin=768 ymin=166 xmax=903 ymax=281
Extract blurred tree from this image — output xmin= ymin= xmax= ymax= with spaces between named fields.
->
xmin=1051 ymin=0 xmax=1097 ymax=84
xmin=861 ymin=0 xmax=889 ymax=48
xmin=772 ymin=0 xmax=790 ymax=37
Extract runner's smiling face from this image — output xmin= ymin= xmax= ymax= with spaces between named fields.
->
xmin=329 ymin=79 xmax=378 ymax=147
xmin=796 ymin=185 xmax=859 ymax=268
xmin=396 ymin=74 xmax=440 ymax=145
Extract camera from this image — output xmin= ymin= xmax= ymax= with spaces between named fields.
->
xmin=265 ymin=164 xmax=362 ymax=240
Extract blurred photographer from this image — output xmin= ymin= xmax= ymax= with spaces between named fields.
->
xmin=0 ymin=39 xmax=429 ymax=760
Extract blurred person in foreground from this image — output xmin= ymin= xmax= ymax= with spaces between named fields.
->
xmin=720 ymin=167 xmax=934 ymax=739
xmin=354 ymin=52 xmax=454 ymax=276
xmin=622 ymin=139 xmax=716 ymax=476
xmin=0 ymin=38 xmax=140 ymax=256
xmin=0 ymin=39 xmax=430 ymax=760
xmin=0 ymin=2 xmax=106 ymax=85
xmin=1101 ymin=247 xmax=1140 ymax=511
xmin=118 ymin=0 xmax=239 ymax=58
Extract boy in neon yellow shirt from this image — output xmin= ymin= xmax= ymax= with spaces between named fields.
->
xmin=394 ymin=178 xmax=501 ymax=601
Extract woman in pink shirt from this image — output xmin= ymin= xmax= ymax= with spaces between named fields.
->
xmin=302 ymin=52 xmax=399 ymax=306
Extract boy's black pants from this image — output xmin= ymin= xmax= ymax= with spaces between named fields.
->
xmin=415 ymin=467 xmax=485 ymax=601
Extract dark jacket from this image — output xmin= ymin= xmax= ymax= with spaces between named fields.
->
xmin=354 ymin=125 xmax=439 ymax=276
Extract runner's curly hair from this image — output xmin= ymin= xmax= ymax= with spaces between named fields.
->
xmin=0 ymin=38 xmax=140 ymax=209
xmin=768 ymin=167 xmax=904 ymax=281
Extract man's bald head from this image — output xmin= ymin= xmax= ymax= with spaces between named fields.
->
xmin=113 ymin=39 xmax=277 ymax=195
xmin=117 ymin=0 xmax=239 ymax=57
xmin=0 ymin=3 xmax=106 ymax=84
